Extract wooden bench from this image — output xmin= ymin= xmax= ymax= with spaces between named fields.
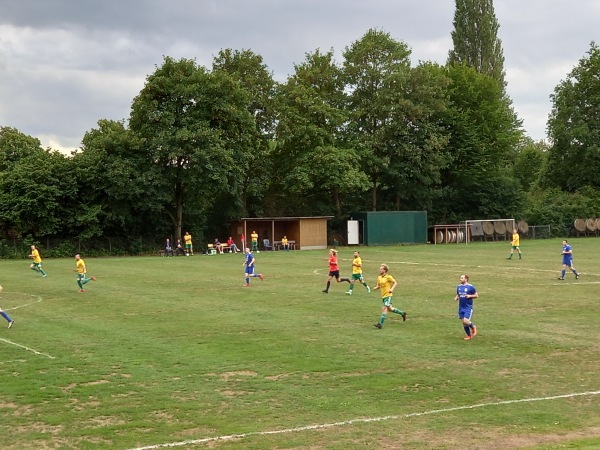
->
xmin=273 ymin=240 xmax=296 ymax=250
xmin=208 ymin=244 xmax=232 ymax=254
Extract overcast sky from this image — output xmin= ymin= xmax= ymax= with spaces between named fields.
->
xmin=1 ymin=0 xmax=598 ymax=153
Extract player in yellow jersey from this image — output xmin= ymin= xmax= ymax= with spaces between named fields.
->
xmin=250 ymin=230 xmax=259 ymax=252
xmin=73 ymin=254 xmax=96 ymax=292
xmin=184 ymin=232 xmax=193 ymax=255
xmin=345 ymin=251 xmax=370 ymax=295
xmin=28 ymin=245 xmax=47 ymax=277
xmin=373 ymin=264 xmax=406 ymax=329
xmin=507 ymin=228 xmax=522 ymax=259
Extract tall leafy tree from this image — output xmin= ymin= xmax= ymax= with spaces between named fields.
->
xmin=448 ymin=0 xmax=506 ymax=88
xmin=212 ymin=49 xmax=276 ymax=218
xmin=376 ymin=62 xmax=452 ymax=211
xmin=74 ymin=119 xmax=166 ymax=237
xmin=0 ymin=126 xmax=43 ymax=172
xmin=129 ymin=57 xmax=255 ymax=241
xmin=513 ymin=138 xmax=548 ymax=191
xmin=342 ymin=30 xmax=452 ymax=212
xmin=342 ymin=29 xmax=413 ymax=211
xmin=437 ymin=64 xmax=523 ymax=222
xmin=274 ymin=49 xmax=368 ymax=216
xmin=0 ymin=128 xmax=76 ymax=238
xmin=543 ymin=42 xmax=600 ymax=191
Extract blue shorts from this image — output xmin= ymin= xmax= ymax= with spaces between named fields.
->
xmin=562 ymin=258 xmax=573 ymax=267
xmin=246 ymin=266 xmax=255 ymax=275
xmin=458 ymin=307 xmax=473 ymax=320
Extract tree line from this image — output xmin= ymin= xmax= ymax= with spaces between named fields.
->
xmin=1 ymin=24 xmax=600 ymax=253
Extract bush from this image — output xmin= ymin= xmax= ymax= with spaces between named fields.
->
xmin=522 ymin=187 xmax=600 ymax=236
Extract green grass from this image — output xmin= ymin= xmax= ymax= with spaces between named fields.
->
xmin=1 ymin=238 xmax=600 ymax=449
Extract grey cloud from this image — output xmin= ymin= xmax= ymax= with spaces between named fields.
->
xmin=0 ymin=0 xmax=598 ymax=151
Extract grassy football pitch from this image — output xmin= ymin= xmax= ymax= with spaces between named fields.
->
xmin=1 ymin=238 xmax=599 ymax=449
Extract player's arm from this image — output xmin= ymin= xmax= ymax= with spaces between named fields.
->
xmin=389 ymin=280 xmax=398 ymax=294
xmin=466 ymin=289 xmax=478 ymax=300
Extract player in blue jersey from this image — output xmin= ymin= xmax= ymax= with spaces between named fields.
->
xmin=0 ymin=284 xmax=15 ymax=329
xmin=242 ymin=247 xmax=264 ymax=287
xmin=455 ymin=274 xmax=478 ymax=340
xmin=558 ymin=239 xmax=579 ymax=280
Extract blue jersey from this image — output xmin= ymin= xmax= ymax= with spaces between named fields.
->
xmin=562 ymin=244 xmax=573 ymax=264
xmin=456 ymin=283 xmax=477 ymax=310
xmin=244 ymin=252 xmax=256 ymax=274
xmin=245 ymin=252 xmax=255 ymax=267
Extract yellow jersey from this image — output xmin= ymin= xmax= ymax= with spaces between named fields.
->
xmin=376 ymin=274 xmax=396 ymax=298
xmin=352 ymin=256 xmax=363 ymax=274
xmin=31 ymin=249 xmax=42 ymax=263
xmin=76 ymin=259 xmax=86 ymax=274
xmin=511 ymin=233 xmax=520 ymax=247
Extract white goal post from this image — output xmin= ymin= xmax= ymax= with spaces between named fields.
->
xmin=463 ymin=219 xmax=516 ymax=244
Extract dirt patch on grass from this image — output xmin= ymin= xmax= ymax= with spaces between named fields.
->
xmin=219 ymin=370 xmax=257 ymax=381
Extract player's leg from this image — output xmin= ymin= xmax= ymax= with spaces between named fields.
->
xmin=346 ymin=277 xmax=355 ymax=294
xmin=323 ymin=274 xmax=333 ymax=293
xmin=390 ymin=303 xmax=407 ymax=321
xmin=0 ymin=308 xmax=13 ymax=325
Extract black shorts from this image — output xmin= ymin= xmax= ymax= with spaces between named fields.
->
xmin=329 ymin=270 xmax=340 ymax=278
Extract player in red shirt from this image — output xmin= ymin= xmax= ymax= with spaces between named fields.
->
xmin=322 ymin=249 xmax=350 ymax=293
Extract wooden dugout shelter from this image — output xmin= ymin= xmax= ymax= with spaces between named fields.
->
xmin=230 ymin=216 xmax=333 ymax=250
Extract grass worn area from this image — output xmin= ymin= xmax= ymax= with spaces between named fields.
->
xmin=1 ymin=238 xmax=599 ymax=449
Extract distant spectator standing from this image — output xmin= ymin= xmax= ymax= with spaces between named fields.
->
xmin=165 ymin=239 xmax=173 ymax=256
xmin=184 ymin=232 xmax=194 ymax=256
xmin=251 ymin=231 xmax=259 ymax=252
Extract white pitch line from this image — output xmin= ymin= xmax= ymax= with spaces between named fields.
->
xmin=0 ymin=337 xmax=55 ymax=359
xmin=127 ymin=390 xmax=600 ymax=450
xmin=0 ymin=292 xmax=43 ymax=311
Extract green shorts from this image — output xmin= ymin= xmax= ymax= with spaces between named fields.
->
xmin=381 ymin=296 xmax=393 ymax=307
xmin=32 ymin=262 xmax=42 ymax=268
xmin=511 ymin=245 xmax=519 ymax=250
xmin=351 ymin=273 xmax=363 ymax=281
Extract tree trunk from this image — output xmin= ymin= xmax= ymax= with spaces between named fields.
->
xmin=333 ymin=186 xmax=342 ymax=216
xmin=371 ymin=180 xmax=378 ymax=211
xmin=174 ymin=181 xmax=184 ymax=241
